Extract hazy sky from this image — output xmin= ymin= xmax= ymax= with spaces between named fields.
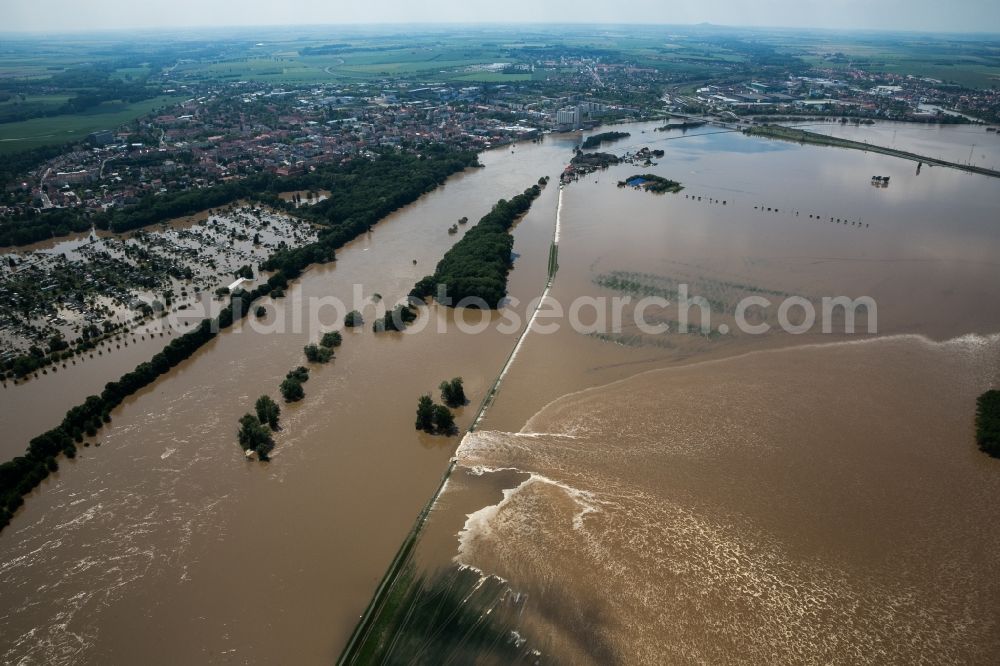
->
xmin=3 ymin=0 xmax=999 ymax=33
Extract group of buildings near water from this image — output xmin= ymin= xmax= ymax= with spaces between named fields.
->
xmin=665 ymin=72 xmax=1000 ymax=124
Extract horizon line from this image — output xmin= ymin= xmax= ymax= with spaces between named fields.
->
xmin=2 ymin=21 xmax=1000 ymax=38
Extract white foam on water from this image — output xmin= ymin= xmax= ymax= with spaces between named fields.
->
xmin=455 ymin=468 xmax=603 ymax=568
xmin=443 ymin=329 xmax=1000 ymax=663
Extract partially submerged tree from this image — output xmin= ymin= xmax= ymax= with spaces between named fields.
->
xmin=432 ymin=404 xmax=456 ymax=435
xmin=280 ymin=377 xmax=305 ymax=402
xmin=416 ymin=394 xmax=435 ymax=432
xmin=344 ymin=310 xmax=364 ymax=327
xmin=255 ymin=395 xmax=281 ymax=430
xmin=320 ymin=331 xmax=342 ymax=348
xmin=439 ymin=377 xmax=466 ymax=408
xmin=237 ymin=413 xmax=274 ymax=461
xmin=304 ymin=343 xmax=332 ymax=363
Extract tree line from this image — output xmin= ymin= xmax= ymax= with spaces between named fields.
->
xmin=410 ymin=185 xmax=542 ymax=309
xmin=240 ymin=321 xmax=345 ymax=459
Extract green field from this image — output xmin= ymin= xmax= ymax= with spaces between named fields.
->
xmin=171 ymin=43 xmax=516 ymax=83
xmin=0 ymin=95 xmax=182 ymax=154
xmin=794 ymin=35 xmax=1000 ymax=88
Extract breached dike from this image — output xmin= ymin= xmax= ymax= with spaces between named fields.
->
xmin=339 ymin=163 xmax=567 ymax=665
xmin=441 ymin=332 xmax=1000 ymax=664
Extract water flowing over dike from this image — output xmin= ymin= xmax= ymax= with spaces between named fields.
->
xmin=448 ymin=333 xmax=1000 ymax=664
xmin=337 ymin=180 xmax=565 ymax=664
xmin=338 ymin=117 xmax=1000 ymax=660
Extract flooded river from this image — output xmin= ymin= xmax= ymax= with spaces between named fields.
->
xmin=0 ymin=135 xmax=575 ymax=664
xmin=3 ymin=119 xmax=1000 ymax=664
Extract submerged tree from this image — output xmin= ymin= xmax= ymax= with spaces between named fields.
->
xmin=320 ymin=331 xmax=342 ymax=348
xmin=280 ymin=377 xmax=305 ymax=403
xmin=286 ymin=366 xmax=309 ymax=383
xmin=344 ymin=310 xmax=364 ymax=327
xmin=432 ymin=404 xmax=456 ymax=435
xmin=255 ymin=395 xmax=281 ymax=429
xmin=439 ymin=377 xmax=466 ymax=408
xmin=304 ymin=343 xmax=332 ymax=363
xmin=237 ymin=413 xmax=274 ymax=461
xmin=416 ymin=394 xmax=435 ymax=432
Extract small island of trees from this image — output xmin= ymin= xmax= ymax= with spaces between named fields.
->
xmin=975 ymin=389 xmax=1000 ymax=458
xmin=320 ymin=331 xmax=343 ymax=348
xmin=305 ymin=329 xmax=343 ymax=362
xmin=570 ymin=151 xmax=621 ymax=170
xmin=304 ymin=344 xmax=333 ymax=363
xmin=439 ymin=377 xmax=466 ymax=408
xmin=415 ymin=395 xmax=457 ymax=435
xmin=410 ymin=186 xmax=542 ymax=309
xmin=238 ymin=413 xmax=275 ymax=461
xmin=581 ymin=131 xmax=631 ymax=149
xmin=373 ymin=303 xmax=418 ymax=332
xmin=617 ymin=174 xmax=684 ymax=194
xmin=235 ymin=395 xmax=281 ymax=461
xmin=415 ymin=378 xmax=466 ymax=436
xmin=280 ymin=366 xmax=309 ymax=402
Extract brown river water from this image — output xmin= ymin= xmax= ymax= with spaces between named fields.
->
xmin=3 ymin=120 xmax=1000 ymax=664
xmin=409 ymin=122 xmax=1000 ymax=664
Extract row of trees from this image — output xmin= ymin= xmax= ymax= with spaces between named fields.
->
xmin=1 ymin=148 xmax=476 ymax=531
xmin=0 ymin=286 xmax=256 ymax=528
xmin=259 ymin=326 xmax=346 ymax=454
xmin=410 ymin=185 xmax=543 ymax=309
xmin=0 ymin=207 xmax=93 ymax=247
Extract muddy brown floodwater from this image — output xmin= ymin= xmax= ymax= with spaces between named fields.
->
xmin=4 ymin=119 xmax=1000 ymax=664
xmin=0 ymin=134 xmax=576 ymax=664
xmin=407 ymin=121 xmax=1000 ymax=664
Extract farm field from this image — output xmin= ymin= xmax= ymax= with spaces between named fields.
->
xmin=0 ymin=96 xmax=182 ymax=154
